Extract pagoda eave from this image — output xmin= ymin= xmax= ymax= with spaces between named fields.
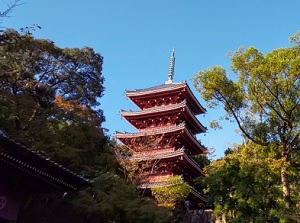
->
xmin=116 ymin=50 xmax=209 ymax=207
xmin=115 ymin=124 xmax=206 ymax=155
xmin=125 ymin=83 xmax=186 ymax=97
xmin=121 ymin=101 xmax=207 ymax=134
xmin=183 ymin=83 xmax=206 ymax=115
xmin=129 ymin=148 xmax=205 ymax=177
xmin=189 ymin=188 xmax=209 ymax=203
xmin=125 ymin=83 xmax=206 ymax=114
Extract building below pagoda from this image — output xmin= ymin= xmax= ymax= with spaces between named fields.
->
xmin=0 ymin=130 xmax=90 ymax=222
xmin=115 ymin=49 xmax=208 ymax=208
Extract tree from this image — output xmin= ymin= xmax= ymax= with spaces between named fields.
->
xmin=115 ymin=134 xmax=194 ymax=209
xmin=0 ymin=29 xmax=172 ymax=222
xmin=193 ymin=31 xmax=300 ymax=211
xmin=0 ymin=29 xmax=105 ymax=150
xmin=114 ymin=134 xmax=164 ymax=185
xmin=152 ymin=176 xmax=191 ymax=208
xmin=203 ymin=143 xmax=293 ymax=222
xmin=72 ymin=172 xmax=172 ymax=223
xmin=0 ymin=0 xmax=22 ymax=24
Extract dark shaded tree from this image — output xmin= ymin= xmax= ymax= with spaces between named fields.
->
xmin=0 ymin=29 xmax=171 ymax=222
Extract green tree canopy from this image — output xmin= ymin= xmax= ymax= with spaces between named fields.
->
xmin=203 ymin=143 xmax=294 ymax=222
xmin=0 ymin=29 xmax=171 ymax=222
xmin=193 ymin=32 xmax=300 ymax=212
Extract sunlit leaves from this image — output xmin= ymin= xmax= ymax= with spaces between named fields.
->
xmin=204 ymin=143 xmax=283 ymax=222
xmin=193 ymin=66 xmax=244 ymax=112
xmin=152 ymin=176 xmax=191 ymax=208
xmin=193 ymin=31 xmax=300 ymax=209
xmin=209 ymin=120 xmax=223 ymax=130
xmin=289 ymin=31 xmax=300 ymax=46
xmin=0 ymin=29 xmax=104 ymax=108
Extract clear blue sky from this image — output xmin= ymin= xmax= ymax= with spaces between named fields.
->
xmin=2 ymin=0 xmax=300 ymax=158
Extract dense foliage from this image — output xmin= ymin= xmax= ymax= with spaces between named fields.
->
xmin=114 ymin=134 xmax=165 ymax=185
xmin=204 ymin=143 xmax=300 ymax=222
xmin=0 ymin=29 xmax=105 ymax=173
xmin=193 ymin=32 xmax=300 ymax=222
xmin=0 ymin=29 xmax=171 ymax=222
xmin=152 ymin=176 xmax=191 ymax=208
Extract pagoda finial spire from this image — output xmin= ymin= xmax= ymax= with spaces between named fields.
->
xmin=165 ymin=47 xmax=175 ymax=84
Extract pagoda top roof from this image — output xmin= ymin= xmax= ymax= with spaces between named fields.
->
xmin=0 ymin=130 xmax=91 ymax=194
xmin=125 ymin=82 xmax=206 ymax=115
xmin=125 ymin=49 xmax=206 ymax=114
xmin=126 ymin=82 xmax=185 ymax=94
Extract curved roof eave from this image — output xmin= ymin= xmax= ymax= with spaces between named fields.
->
xmin=128 ymin=148 xmax=205 ymax=176
xmin=125 ymin=82 xmax=206 ymax=114
xmin=120 ymin=101 xmax=207 ymax=133
xmin=115 ymin=123 xmax=206 ymax=154
xmin=0 ymin=131 xmax=91 ymax=192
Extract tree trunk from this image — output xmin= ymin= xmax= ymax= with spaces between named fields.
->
xmin=281 ymin=165 xmax=291 ymax=208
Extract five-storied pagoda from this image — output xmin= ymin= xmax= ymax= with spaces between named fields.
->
xmin=115 ymin=48 xmax=208 ymax=207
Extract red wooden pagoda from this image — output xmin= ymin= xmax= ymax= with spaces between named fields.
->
xmin=115 ymin=49 xmax=208 ymax=206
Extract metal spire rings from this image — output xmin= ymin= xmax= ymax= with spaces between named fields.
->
xmin=165 ymin=47 xmax=175 ymax=84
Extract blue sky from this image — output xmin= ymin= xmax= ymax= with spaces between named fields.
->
xmin=2 ymin=0 xmax=300 ymax=158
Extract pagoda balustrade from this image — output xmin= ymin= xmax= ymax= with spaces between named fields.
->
xmin=132 ymin=147 xmax=175 ymax=157
xmin=134 ymin=95 xmax=181 ymax=109
xmin=134 ymin=114 xmax=179 ymax=131
xmin=131 ymin=147 xmax=184 ymax=160
xmin=117 ymin=136 xmax=178 ymax=153
xmin=142 ymin=173 xmax=174 ymax=184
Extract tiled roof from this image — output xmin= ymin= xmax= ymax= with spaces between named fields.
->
xmin=121 ymin=100 xmax=187 ymax=115
xmin=190 ymin=188 xmax=209 ymax=203
xmin=125 ymin=81 xmax=206 ymax=114
xmin=126 ymin=82 xmax=186 ymax=94
xmin=117 ymin=148 xmax=205 ymax=176
xmin=116 ymin=123 xmax=206 ymax=153
xmin=116 ymin=123 xmax=186 ymax=136
xmin=128 ymin=148 xmax=205 ymax=176
xmin=0 ymin=131 xmax=91 ymax=193
xmin=121 ymin=100 xmax=207 ymax=133
xmin=129 ymin=148 xmax=185 ymax=161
